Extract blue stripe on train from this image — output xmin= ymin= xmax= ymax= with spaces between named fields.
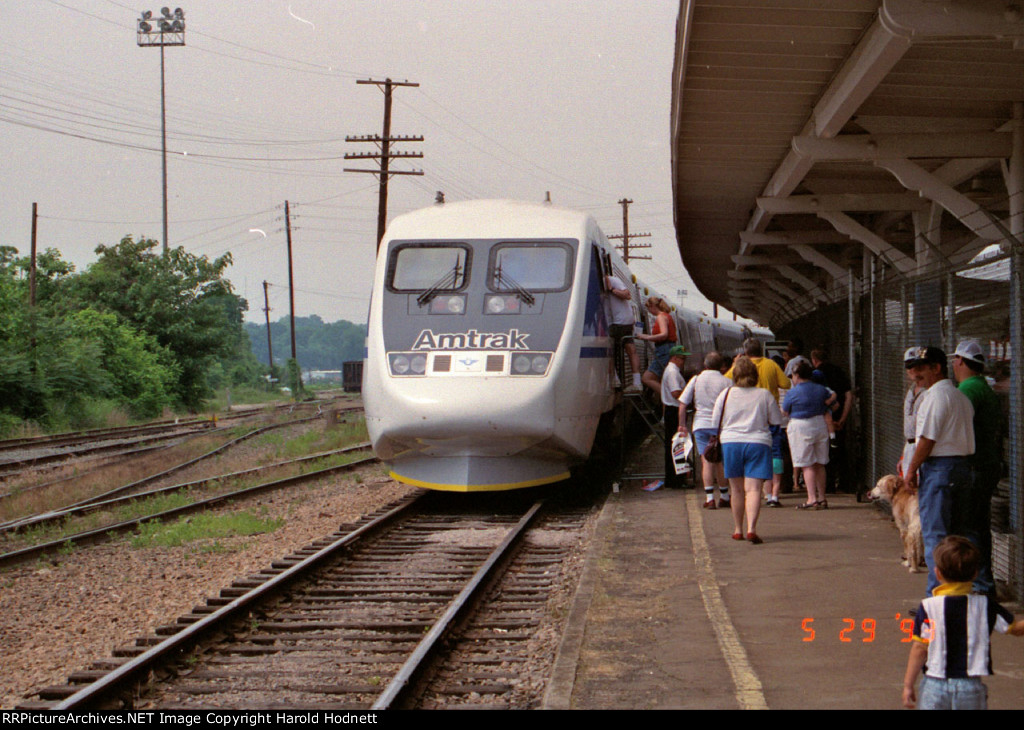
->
xmin=580 ymin=347 xmax=611 ymax=358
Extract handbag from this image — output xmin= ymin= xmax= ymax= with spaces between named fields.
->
xmin=702 ymin=387 xmax=731 ymax=463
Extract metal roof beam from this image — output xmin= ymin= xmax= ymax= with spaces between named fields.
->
xmin=766 ymin=279 xmax=804 ymax=302
xmin=792 ymin=132 xmax=1012 ymax=161
xmin=881 ymin=0 xmax=1024 ymax=41
xmin=817 ymin=210 xmax=917 ymax=273
xmin=745 ymin=17 xmax=912 ymax=238
xmin=792 ymin=245 xmax=861 ymax=291
xmin=727 ymin=270 xmax=780 ymax=280
xmin=730 ymin=253 xmax=806 ymax=266
xmin=776 ymin=265 xmax=831 ymax=304
xmin=757 ymin=193 xmax=929 ymax=214
xmin=740 ymin=230 xmax=853 ymax=247
xmin=876 ymin=158 xmax=1009 ymax=241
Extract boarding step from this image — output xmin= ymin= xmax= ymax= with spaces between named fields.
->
xmin=623 ymin=391 xmax=664 ymax=443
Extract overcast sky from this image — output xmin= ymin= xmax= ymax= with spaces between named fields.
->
xmin=2 ymin=1 xmax=718 ymax=325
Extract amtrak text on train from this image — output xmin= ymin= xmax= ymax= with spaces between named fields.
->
xmin=411 ymin=328 xmax=530 ymax=351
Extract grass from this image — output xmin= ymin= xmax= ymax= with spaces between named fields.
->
xmin=9 ymin=490 xmax=197 ymax=549
xmin=130 ymin=510 xmax=285 ymax=549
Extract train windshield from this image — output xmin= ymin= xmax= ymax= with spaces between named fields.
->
xmin=489 ymin=242 xmax=573 ymax=292
xmin=388 ymin=244 xmax=469 ymax=292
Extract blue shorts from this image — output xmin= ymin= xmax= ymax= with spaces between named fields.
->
xmin=694 ymin=429 xmax=716 ymax=455
xmin=722 ymin=442 xmax=773 ymax=480
xmin=770 ymin=424 xmax=783 ymax=459
xmin=646 ymin=342 xmax=673 ymax=378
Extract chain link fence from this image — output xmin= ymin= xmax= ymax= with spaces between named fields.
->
xmin=780 ymin=249 xmax=1023 ymax=600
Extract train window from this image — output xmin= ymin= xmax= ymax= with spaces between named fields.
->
xmin=388 ymin=244 xmax=470 ymax=292
xmin=488 ymin=242 xmax=573 ymax=293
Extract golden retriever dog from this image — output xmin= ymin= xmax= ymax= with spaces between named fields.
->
xmin=870 ymin=474 xmax=925 ymax=573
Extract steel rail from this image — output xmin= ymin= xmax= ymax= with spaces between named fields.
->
xmin=52 ymin=493 xmax=423 ymax=711
xmin=0 ymin=455 xmax=380 ymax=568
xmin=0 ymin=431 xmax=203 ymax=478
xmin=0 ymin=443 xmax=372 ymax=535
xmin=372 ymin=498 xmax=546 ymax=709
xmin=0 ymin=417 xmax=213 ymax=453
xmin=12 ymin=414 xmax=328 ymax=514
xmin=0 ymin=406 xmax=364 ymax=500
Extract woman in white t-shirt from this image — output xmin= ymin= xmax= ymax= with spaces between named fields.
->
xmin=680 ymin=351 xmax=732 ymax=509
xmin=711 ymin=356 xmax=783 ymax=544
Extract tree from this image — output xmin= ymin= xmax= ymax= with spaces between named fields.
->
xmin=65 ymin=309 xmax=178 ymax=418
xmin=246 ymin=315 xmax=367 ymax=371
xmin=66 ymin=236 xmax=252 ymax=410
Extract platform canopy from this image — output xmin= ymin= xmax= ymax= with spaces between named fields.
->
xmin=672 ymin=0 xmax=1024 ymax=328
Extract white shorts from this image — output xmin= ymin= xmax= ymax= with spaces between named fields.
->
xmin=787 ymin=417 xmax=829 ymax=468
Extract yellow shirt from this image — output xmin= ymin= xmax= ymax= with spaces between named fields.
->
xmin=725 ymin=357 xmax=791 ymax=401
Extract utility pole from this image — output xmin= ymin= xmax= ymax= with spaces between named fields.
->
xmin=29 ymin=203 xmax=38 ymax=307
xmin=284 ymin=202 xmax=298 ymax=366
xmin=345 ymin=78 xmax=424 ymax=251
xmin=608 ymin=198 xmax=651 ymax=265
xmin=28 ymin=203 xmax=38 ymax=378
xmin=262 ymin=280 xmax=274 ymax=375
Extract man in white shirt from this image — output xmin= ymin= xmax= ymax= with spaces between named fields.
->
xmin=661 ymin=345 xmax=690 ymax=489
xmin=783 ymin=338 xmax=810 ymax=378
xmin=903 ymin=346 xmax=975 ymax=596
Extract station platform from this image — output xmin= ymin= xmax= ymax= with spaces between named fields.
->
xmin=544 ymin=437 xmax=1024 ymax=710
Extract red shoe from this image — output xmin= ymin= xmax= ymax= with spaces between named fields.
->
xmin=703 ymin=500 xmax=716 ymax=509
xmin=717 ymin=499 xmax=730 ymax=509
xmin=732 ymin=532 xmax=744 ymax=541
xmin=746 ymin=532 xmax=763 ymax=544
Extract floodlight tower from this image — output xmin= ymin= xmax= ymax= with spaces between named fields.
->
xmin=137 ymin=7 xmax=185 ymax=256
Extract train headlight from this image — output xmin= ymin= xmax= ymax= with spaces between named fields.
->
xmin=389 ymin=352 xmax=430 ymax=376
xmin=429 ymin=295 xmax=466 ymax=314
xmin=485 ymin=295 xmax=520 ymax=314
xmin=392 ymin=355 xmax=410 ymax=374
xmin=510 ymin=352 xmax=552 ymax=376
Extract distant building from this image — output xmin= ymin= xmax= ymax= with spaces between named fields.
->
xmin=306 ymin=369 xmax=342 ymax=382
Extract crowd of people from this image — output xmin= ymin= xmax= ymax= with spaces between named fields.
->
xmin=615 ymin=301 xmax=1014 ymax=709
xmin=623 ymin=319 xmax=854 ymax=542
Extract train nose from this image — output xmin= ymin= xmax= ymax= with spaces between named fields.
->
xmin=368 ymin=382 xmax=556 ymax=459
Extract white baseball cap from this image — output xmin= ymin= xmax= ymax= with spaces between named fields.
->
xmin=954 ymin=340 xmax=985 ymax=368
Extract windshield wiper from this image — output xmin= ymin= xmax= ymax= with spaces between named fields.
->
xmin=416 ymin=262 xmax=462 ymax=307
xmin=494 ymin=265 xmax=536 ymax=307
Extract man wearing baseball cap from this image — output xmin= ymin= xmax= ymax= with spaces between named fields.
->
xmin=952 ymin=340 xmax=1000 ymax=596
xmin=903 ymin=346 xmax=975 ymax=596
xmin=661 ymin=345 xmax=691 ymax=489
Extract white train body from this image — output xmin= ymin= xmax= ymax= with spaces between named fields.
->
xmin=364 ymin=199 xmax=760 ymax=492
xmin=365 ymin=200 xmax=617 ymax=491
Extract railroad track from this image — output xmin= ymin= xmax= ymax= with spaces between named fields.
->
xmin=0 ymin=421 xmax=217 ymax=480
xmin=25 ymin=488 xmax=599 ymax=710
xmin=0 ymin=445 xmax=377 ymax=569
xmin=0 ymin=397 xmax=357 ymax=485
xmin=0 ymin=406 xmax=363 ymax=503
xmin=0 ymin=418 xmax=215 ymax=455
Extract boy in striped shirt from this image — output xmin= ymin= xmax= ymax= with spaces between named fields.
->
xmin=903 ymin=536 xmax=1024 ymax=709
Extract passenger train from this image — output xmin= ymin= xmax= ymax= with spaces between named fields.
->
xmin=363 ymin=200 xmax=755 ymax=492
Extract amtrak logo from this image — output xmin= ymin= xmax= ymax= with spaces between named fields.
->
xmin=458 ymin=358 xmax=479 ymax=367
xmin=412 ymin=328 xmax=530 ymax=351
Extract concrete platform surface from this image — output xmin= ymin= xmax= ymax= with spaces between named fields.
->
xmin=545 ymin=444 xmax=1024 ymax=710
